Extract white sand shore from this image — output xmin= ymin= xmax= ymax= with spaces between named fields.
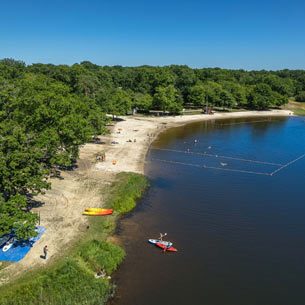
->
xmin=0 ymin=109 xmax=291 ymax=283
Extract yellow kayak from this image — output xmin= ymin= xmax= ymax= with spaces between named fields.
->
xmin=83 ymin=208 xmax=113 ymax=216
xmin=85 ymin=208 xmax=112 ymax=212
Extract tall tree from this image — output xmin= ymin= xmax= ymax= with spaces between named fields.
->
xmin=153 ymin=85 xmax=183 ymax=114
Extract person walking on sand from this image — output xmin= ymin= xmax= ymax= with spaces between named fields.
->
xmin=43 ymin=245 xmax=48 ymax=259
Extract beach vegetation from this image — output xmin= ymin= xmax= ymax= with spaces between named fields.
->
xmin=0 ymin=172 xmax=147 ymax=305
xmin=107 ymin=172 xmax=149 ymax=214
xmin=295 ymin=91 xmax=305 ymax=102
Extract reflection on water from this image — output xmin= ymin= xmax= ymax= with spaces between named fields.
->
xmin=112 ymin=117 xmax=305 ymax=305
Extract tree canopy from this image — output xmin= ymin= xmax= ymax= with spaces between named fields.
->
xmin=24 ymin=61 xmax=305 ymax=113
xmin=0 ymin=59 xmax=107 ymax=239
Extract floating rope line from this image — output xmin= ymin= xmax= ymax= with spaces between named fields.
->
xmin=270 ymin=153 xmax=305 ymax=176
xmin=149 ymin=158 xmax=271 ymax=176
xmin=150 ymin=148 xmax=283 ymax=167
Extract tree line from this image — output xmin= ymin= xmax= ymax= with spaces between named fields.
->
xmin=1 ymin=58 xmax=305 ymax=239
xmin=27 ymin=61 xmax=305 ymax=114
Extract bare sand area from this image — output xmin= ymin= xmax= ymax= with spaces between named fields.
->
xmin=0 ymin=110 xmax=291 ymax=283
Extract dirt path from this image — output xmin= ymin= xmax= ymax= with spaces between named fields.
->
xmin=0 ymin=110 xmax=291 ymax=283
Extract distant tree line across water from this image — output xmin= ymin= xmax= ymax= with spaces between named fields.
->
xmin=0 ymin=58 xmax=305 ymax=239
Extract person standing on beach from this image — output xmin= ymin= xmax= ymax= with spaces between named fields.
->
xmin=43 ymin=245 xmax=48 ymax=259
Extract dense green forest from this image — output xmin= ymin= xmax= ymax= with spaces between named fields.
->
xmin=1 ymin=58 xmax=305 ymax=239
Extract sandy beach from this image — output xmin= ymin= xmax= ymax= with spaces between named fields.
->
xmin=0 ymin=109 xmax=291 ymax=283
xmin=95 ymin=110 xmax=292 ymax=174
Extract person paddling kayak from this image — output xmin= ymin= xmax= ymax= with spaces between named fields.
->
xmin=148 ymin=234 xmax=177 ymax=252
xmin=158 ymin=233 xmax=172 ymax=252
xmin=159 ymin=233 xmax=167 ymax=241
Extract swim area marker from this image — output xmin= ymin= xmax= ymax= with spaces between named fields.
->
xmin=151 ymin=148 xmax=284 ymax=166
xmin=149 ymin=149 xmax=305 ymax=177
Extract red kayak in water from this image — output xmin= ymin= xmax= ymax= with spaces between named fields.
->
xmin=156 ymin=242 xmax=178 ymax=252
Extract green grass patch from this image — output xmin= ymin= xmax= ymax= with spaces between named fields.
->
xmin=283 ymin=100 xmax=305 ymax=116
xmin=0 ymin=259 xmax=111 ymax=305
xmin=0 ymin=172 xmax=148 ymax=305
xmin=0 ymin=240 xmax=124 ymax=305
xmin=107 ymin=172 xmax=149 ymax=214
xmin=78 ymin=240 xmax=125 ymax=275
xmin=291 ymin=108 xmax=305 ymax=116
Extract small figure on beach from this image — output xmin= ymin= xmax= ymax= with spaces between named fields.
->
xmin=43 ymin=245 xmax=48 ymax=259
xmin=96 ymin=155 xmax=101 ymax=161
xmin=96 ymin=152 xmax=105 ymax=162
xmin=95 ymin=269 xmax=106 ymax=278
xmin=95 ymin=269 xmax=111 ymax=279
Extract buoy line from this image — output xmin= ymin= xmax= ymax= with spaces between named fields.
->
xmin=148 ymin=158 xmax=272 ymax=176
xmin=150 ymin=148 xmax=283 ymax=167
xmin=270 ymin=153 xmax=305 ymax=176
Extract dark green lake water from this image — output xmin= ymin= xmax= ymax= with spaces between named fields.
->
xmin=113 ymin=116 xmax=305 ymax=305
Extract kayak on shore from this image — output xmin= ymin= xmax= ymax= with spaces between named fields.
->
xmin=83 ymin=208 xmax=113 ymax=216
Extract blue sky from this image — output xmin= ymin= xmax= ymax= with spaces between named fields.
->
xmin=0 ymin=0 xmax=305 ymax=69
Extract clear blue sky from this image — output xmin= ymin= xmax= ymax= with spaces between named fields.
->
xmin=0 ymin=0 xmax=305 ymax=70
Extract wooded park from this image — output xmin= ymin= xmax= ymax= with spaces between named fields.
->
xmin=1 ymin=58 xmax=305 ymax=239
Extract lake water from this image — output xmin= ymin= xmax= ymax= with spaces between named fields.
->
xmin=112 ymin=116 xmax=305 ymax=305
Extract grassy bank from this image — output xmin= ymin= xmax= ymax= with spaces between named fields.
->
xmin=283 ymin=100 xmax=305 ymax=116
xmin=0 ymin=172 xmax=148 ymax=305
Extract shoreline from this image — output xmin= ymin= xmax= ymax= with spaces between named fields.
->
xmin=97 ymin=110 xmax=292 ymax=175
xmin=0 ymin=109 xmax=292 ymax=300
xmin=107 ymin=110 xmax=303 ymax=305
